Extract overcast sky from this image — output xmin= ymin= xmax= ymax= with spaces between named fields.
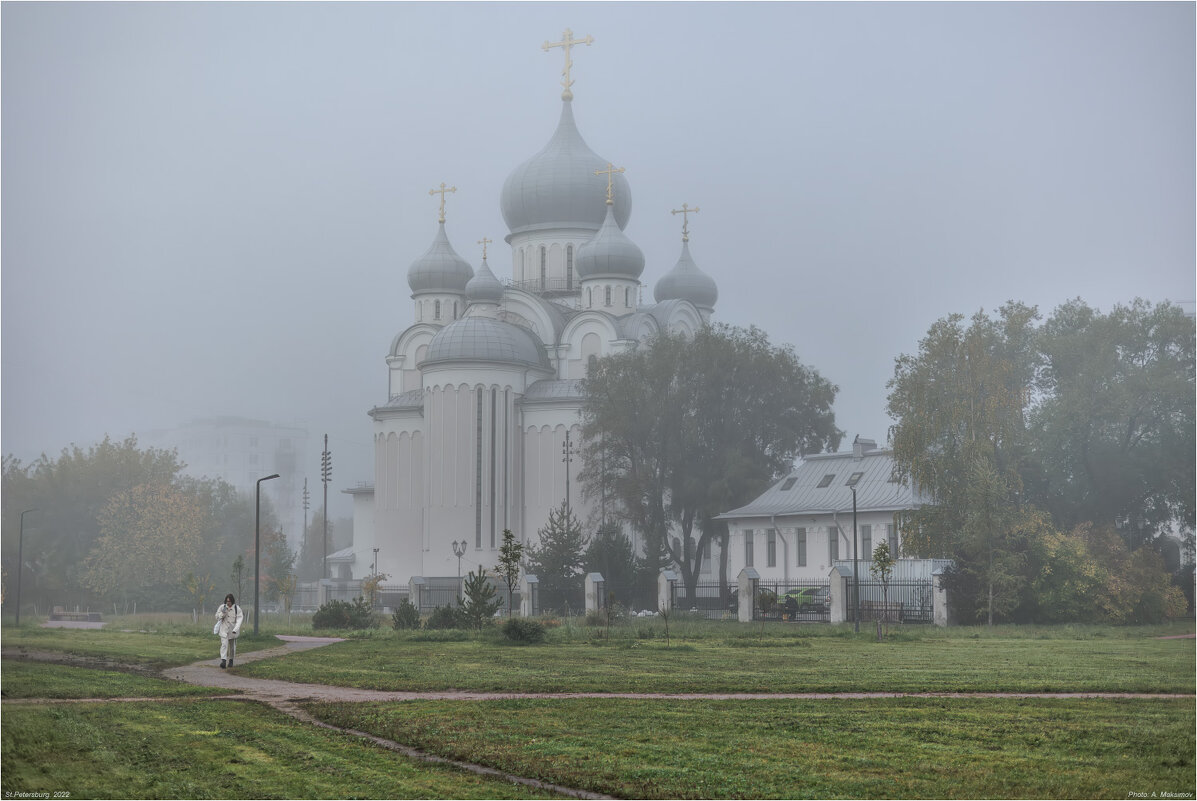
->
xmin=3 ymin=2 xmax=1194 ymax=518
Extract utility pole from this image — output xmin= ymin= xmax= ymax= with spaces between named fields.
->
xmin=301 ymin=477 xmax=310 ymax=573
xmin=851 ymin=487 xmax=860 ymax=634
xmin=562 ymin=429 xmax=576 ymax=519
xmin=321 ymin=435 xmax=332 ymax=580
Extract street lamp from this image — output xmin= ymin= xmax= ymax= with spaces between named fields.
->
xmin=372 ymin=547 xmax=379 ymax=575
xmin=15 ymin=509 xmax=36 ymax=626
xmin=254 ymin=473 xmax=281 ymax=636
xmin=452 ymin=540 xmax=467 ymax=586
xmin=851 ymin=487 xmax=860 ymax=634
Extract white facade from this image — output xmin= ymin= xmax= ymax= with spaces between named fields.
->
xmin=350 ymin=62 xmax=719 ymax=585
xmin=718 ymin=437 xmax=928 ymax=584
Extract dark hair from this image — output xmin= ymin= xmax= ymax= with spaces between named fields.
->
xmin=225 ymin=594 xmax=236 ymax=605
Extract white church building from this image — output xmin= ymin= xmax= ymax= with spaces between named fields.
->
xmin=347 ymin=32 xmax=720 ymax=586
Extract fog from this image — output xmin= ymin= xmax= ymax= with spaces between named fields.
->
xmin=3 ymin=2 xmax=1193 ymax=518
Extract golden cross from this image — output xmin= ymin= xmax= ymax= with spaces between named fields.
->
xmin=671 ymin=203 xmax=701 ymax=242
xmin=542 ymin=28 xmax=594 ymax=100
xmin=594 ymin=163 xmax=625 ymax=205
xmin=477 ymin=236 xmax=492 ymax=260
xmin=428 ymin=182 xmax=457 ymax=224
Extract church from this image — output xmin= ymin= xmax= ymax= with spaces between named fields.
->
xmin=346 ymin=31 xmax=720 ymax=586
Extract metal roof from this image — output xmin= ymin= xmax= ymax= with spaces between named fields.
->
xmin=718 ymin=448 xmax=926 ymax=520
xmin=422 ymin=317 xmax=552 ymax=370
xmin=520 ymin=378 xmax=586 ymax=403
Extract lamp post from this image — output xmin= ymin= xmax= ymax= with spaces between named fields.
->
xmin=372 ymin=548 xmax=379 ymax=575
xmin=851 ymin=487 xmax=860 ymax=634
xmin=562 ymin=430 xmax=576 ymax=519
xmin=254 ymin=473 xmax=280 ymax=636
xmin=15 ymin=509 xmax=36 ymax=626
xmin=452 ymin=540 xmax=467 ymax=587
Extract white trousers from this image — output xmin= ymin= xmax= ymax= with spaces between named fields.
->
xmin=219 ymin=636 xmax=236 ymax=661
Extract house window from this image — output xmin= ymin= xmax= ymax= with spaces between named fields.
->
xmin=888 ymin=523 xmax=899 ymax=556
xmin=540 ymin=246 xmax=547 ymax=288
xmin=766 ymin=529 xmax=776 ymax=567
xmin=702 ymin=538 xmax=711 ymax=561
xmin=816 ymin=474 xmax=836 ymax=488
xmin=796 ymin=528 xmax=807 ymax=567
xmin=861 ymin=524 xmax=872 ymax=557
xmin=604 ymin=286 xmax=612 ymax=306
xmin=780 ymin=477 xmax=797 ymax=491
xmin=829 ymin=528 xmax=839 ymax=562
xmin=744 ymin=529 xmax=754 ymax=567
xmin=434 ymin=299 xmax=442 ymax=320
xmin=567 ymin=245 xmax=574 ymax=290
xmin=846 ymin=471 xmax=864 ymax=487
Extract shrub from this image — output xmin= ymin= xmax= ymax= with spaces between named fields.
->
xmin=424 ymin=604 xmax=466 ymax=630
xmin=460 ymin=568 xmax=502 ymax=629
xmin=391 ymin=598 xmax=421 ymax=630
xmin=312 ymin=597 xmax=379 ymax=630
xmin=501 ymin=617 xmax=546 ymax=644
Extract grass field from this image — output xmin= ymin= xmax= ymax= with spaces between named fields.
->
xmin=1 ymin=626 xmax=281 ymax=669
xmin=0 ymin=660 xmax=231 ymax=699
xmin=230 ymin=624 xmax=1196 ymax=694
xmin=306 ymin=696 xmax=1195 ymax=799
xmin=1 ymin=700 xmax=562 ymax=799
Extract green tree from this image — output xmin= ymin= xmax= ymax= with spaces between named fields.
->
xmin=230 ymin=554 xmax=246 ymax=603
xmin=261 ymin=529 xmax=297 ymax=603
xmin=584 ymin=522 xmax=638 ymax=606
xmin=580 ymin=324 xmax=841 ymax=603
xmin=82 ymin=482 xmax=206 ymax=609
xmin=459 ymin=567 xmax=501 ymax=628
xmin=184 ymin=571 xmax=216 ymax=621
xmin=1028 ymin=299 xmax=1195 ymax=547
xmin=869 ymin=540 xmax=896 ymax=636
xmin=495 ymin=529 xmax=523 ymax=617
xmin=525 ymin=501 xmax=587 ymax=614
xmin=888 ymin=304 xmax=1040 ymax=624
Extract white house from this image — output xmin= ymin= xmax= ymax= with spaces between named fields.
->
xmin=717 ymin=437 xmax=930 ymax=584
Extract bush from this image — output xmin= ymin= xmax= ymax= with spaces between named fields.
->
xmin=460 ymin=568 xmax=502 ymax=629
xmin=424 ymin=604 xmax=466 ymax=630
xmin=391 ymin=598 xmax=421 ymax=630
xmin=312 ymin=597 xmax=379 ymax=630
xmin=501 ymin=617 xmax=546 ymax=644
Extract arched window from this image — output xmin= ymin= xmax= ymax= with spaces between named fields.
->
xmin=519 ymin=249 xmax=525 ymax=282
xmin=566 ymin=245 xmax=574 ymax=290
xmin=624 ymin=287 xmax=630 ymax=306
xmin=586 ymin=287 xmax=592 ymax=308
xmin=540 ymin=247 xmax=547 ymax=289
xmin=587 ymin=354 xmax=598 ymax=376
xmin=453 ymin=301 xmax=458 ymax=319
xmin=434 ymin=299 xmax=442 ymax=320
xmin=604 ymin=286 xmax=611 ymax=306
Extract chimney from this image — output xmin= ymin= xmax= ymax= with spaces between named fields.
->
xmin=852 ymin=435 xmax=877 ymax=460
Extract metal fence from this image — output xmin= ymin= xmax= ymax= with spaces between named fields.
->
xmin=753 ymin=580 xmax=832 ymax=623
xmin=844 ymin=579 xmax=934 ymax=624
xmin=413 ymin=576 xmax=520 ymax=616
xmin=832 ymin=559 xmax=953 ymax=582
xmin=671 ymin=581 xmax=737 ymax=620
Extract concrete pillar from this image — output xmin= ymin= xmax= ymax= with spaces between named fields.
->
xmin=409 ymin=576 xmax=426 ymax=612
xmin=521 ymin=574 xmax=539 ymax=617
xmin=658 ymin=570 xmax=678 ymax=614
xmin=319 ymin=578 xmax=332 ymax=606
xmin=737 ymin=567 xmax=759 ymax=623
xmin=829 ymin=566 xmax=852 ymax=624
xmin=932 ymin=568 xmax=950 ymax=627
xmin=585 ymin=572 xmax=605 ymax=615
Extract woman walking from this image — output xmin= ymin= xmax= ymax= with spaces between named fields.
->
xmin=214 ymin=593 xmax=243 ymax=668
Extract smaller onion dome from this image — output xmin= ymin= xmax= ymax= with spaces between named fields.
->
xmin=465 ymin=257 xmax=504 ymax=305
xmin=422 ymin=317 xmax=552 ymax=370
xmin=407 ymin=223 xmax=474 ymax=294
xmin=575 ymin=204 xmax=645 ymax=280
xmin=654 ymin=240 xmax=718 ymax=309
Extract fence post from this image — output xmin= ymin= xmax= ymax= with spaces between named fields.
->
xmin=657 ymin=570 xmax=678 ymax=615
xmin=584 ymin=573 xmax=605 ymax=616
xmin=521 ymin=574 xmax=539 ymax=617
xmin=932 ymin=567 xmax=950 ymax=627
xmin=409 ymin=576 xmax=426 ymax=613
xmin=828 ymin=566 xmax=852 ymax=624
xmin=318 ymin=578 xmax=332 ymax=606
xmin=737 ymin=567 xmax=759 ymax=623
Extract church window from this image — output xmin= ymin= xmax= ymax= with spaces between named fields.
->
xmin=624 ymin=287 xmax=630 ymax=306
xmin=744 ymin=530 xmax=754 ymax=567
xmin=435 ymin=299 xmax=442 ymax=320
xmin=587 ymin=288 xmax=592 ymax=308
xmin=766 ymin=529 xmax=776 ymax=567
xmin=566 ymin=245 xmax=574 ymax=290
xmin=796 ymin=528 xmax=807 ymax=567
xmin=453 ymin=301 xmax=458 ymax=319
xmin=604 ymin=286 xmax=611 ymax=306
xmin=519 ymin=249 xmax=525 ymax=282
xmin=587 ymin=355 xmax=598 ymax=376
xmin=540 ymin=247 xmax=547 ymax=289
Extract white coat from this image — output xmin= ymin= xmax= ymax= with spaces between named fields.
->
xmin=215 ymin=602 xmax=243 ymax=639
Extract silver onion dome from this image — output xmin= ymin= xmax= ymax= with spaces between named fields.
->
xmin=465 ymin=258 xmax=504 ymax=305
xmin=575 ymin=204 xmax=645 ymax=280
xmin=407 ymin=223 xmax=474 ymax=294
xmin=654 ymin=240 xmax=717 ymax=310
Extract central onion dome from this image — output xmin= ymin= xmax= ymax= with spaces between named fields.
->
xmin=407 ymin=223 xmax=473 ymax=294
xmin=465 ymin=257 xmax=504 ymax=305
xmin=421 ymin=317 xmax=551 ymax=370
xmin=500 ymin=100 xmax=632 ymax=236
xmin=575 ymin=204 xmax=644 ymax=280
xmin=654 ymin=240 xmax=718 ymax=310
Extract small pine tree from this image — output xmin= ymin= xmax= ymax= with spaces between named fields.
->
xmin=525 ymin=501 xmax=587 ymax=613
xmin=460 ymin=567 xmax=502 ymax=629
xmin=495 ymin=529 xmax=524 ymax=617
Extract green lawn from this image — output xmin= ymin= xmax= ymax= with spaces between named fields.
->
xmin=306 ymin=696 xmax=1196 ymax=799
xmin=1 ymin=660 xmax=230 ymax=699
xmin=0 ymin=699 xmax=564 ymax=799
xmin=0 ymin=627 xmax=280 ymax=669
xmin=232 ymin=626 xmax=1196 ymax=694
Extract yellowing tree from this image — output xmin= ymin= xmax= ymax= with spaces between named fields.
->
xmin=83 ymin=483 xmax=206 ymax=604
